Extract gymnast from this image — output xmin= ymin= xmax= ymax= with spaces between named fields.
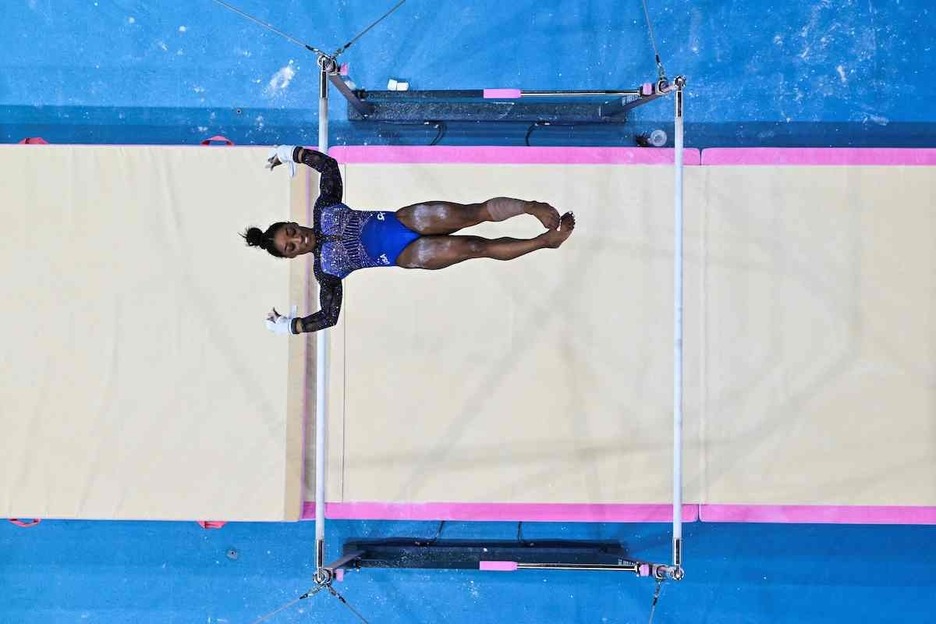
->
xmin=243 ymin=145 xmax=576 ymax=335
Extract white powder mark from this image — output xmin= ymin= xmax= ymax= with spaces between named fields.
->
xmin=255 ymin=115 xmax=265 ymax=129
xmin=176 ymin=49 xmax=184 ymax=56
xmin=198 ymin=126 xmax=208 ymax=133
xmin=128 ymin=16 xmax=136 ymax=24
xmin=773 ymin=34 xmax=783 ymax=45
xmin=157 ymin=41 xmax=168 ymax=52
xmin=193 ymin=86 xmax=205 ymax=94
xmin=266 ymin=61 xmax=296 ymax=95
xmin=868 ymin=114 xmax=889 ymax=126
xmin=797 ymin=4 xmax=824 ymax=60
xmin=688 ymin=8 xmax=701 ymax=56
xmin=836 ymin=65 xmax=847 ymax=84
xmin=179 ymin=26 xmax=187 ymax=33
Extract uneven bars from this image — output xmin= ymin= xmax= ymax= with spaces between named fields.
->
xmin=314 ymin=58 xmax=330 ymax=576
xmin=672 ymin=79 xmax=685 ymax=579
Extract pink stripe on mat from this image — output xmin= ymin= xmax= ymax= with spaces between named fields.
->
xmin=701 ymin=505 xmax=936 ymax=525
xmin=329 ymin=145 xmax=701 ymax=166
xmin=701 ymin=147 xmax=936 ymax=166
xmin=302 ymin=502 xmax=700 ymax=523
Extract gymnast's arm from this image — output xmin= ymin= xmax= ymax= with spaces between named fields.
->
xmin=294 ymin=147 xmax=343 ymax=206
xmin=290 ymin=272 xmax=343 ymax=334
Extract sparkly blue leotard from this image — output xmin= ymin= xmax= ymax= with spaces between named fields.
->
xmin=319 ymin=205 xmax=421 ymax=278
xmin=293 ymin=148 xmax=420 ymax=333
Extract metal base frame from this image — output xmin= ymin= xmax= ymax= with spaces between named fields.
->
xmin=323 ymin=538 xmax=682 ymax=580
xmin=335 ymin=76 xmax=679 ymax=124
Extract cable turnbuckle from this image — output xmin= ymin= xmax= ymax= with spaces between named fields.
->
xmin=313 ymin=567 xmax=334 ymax=587
xmin=318 ymin=54 xmax=340 ymax=75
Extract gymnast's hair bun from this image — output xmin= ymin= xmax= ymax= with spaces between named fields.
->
xmin=243 ymin=226 xmax=265 ymax=248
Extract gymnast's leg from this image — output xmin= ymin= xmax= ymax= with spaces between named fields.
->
xmin=396 ymin=198 xmax=562 ymax=235
xmin=396 ymin=212 xmax=575 ymax=270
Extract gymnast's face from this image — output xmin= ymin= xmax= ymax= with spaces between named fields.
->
xmin=273 ymin=222 xmax=316 ymax=258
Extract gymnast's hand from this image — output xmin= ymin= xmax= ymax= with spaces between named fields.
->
xmin=265 ymin=145 xmax=298 ymax=178
xmin=265 ymin=307 xmax=295 ymax=335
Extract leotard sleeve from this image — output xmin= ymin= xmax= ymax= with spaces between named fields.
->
xmin=293 ymin=253 xmax=343 ymax=334
xmin=295 ymin=147 xmax=343 ymax=206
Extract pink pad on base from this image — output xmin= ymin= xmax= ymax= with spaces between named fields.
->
xmin=700 ymin=504 xmax=936 ymax=525
xmin=641 ymin=83 xmax=654 ymax=96
xmin=701 ymin=147 xmax=936 ymax=166
xmin=483 ymin=88 xmax=522 ymax=99
xmin=479 ymin=561 xmax=519 ymax=572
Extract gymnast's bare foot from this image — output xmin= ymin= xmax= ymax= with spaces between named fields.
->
xmin=540 ymin=212 xmax=575 ymax=248
xmin=526 ymin=201 xmax=562 ymax=230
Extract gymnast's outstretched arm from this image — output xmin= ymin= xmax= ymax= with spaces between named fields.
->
xmin=290 ymin=270 xmax=343 ymax=334
xmin=294 ymin=147 xmax=343 ymax=206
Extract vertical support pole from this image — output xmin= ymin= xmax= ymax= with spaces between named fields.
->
xmin=672 ymin=77 xmax=685 ymax=580
xmin=314 ymin=55 xmax=330 ymax=577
